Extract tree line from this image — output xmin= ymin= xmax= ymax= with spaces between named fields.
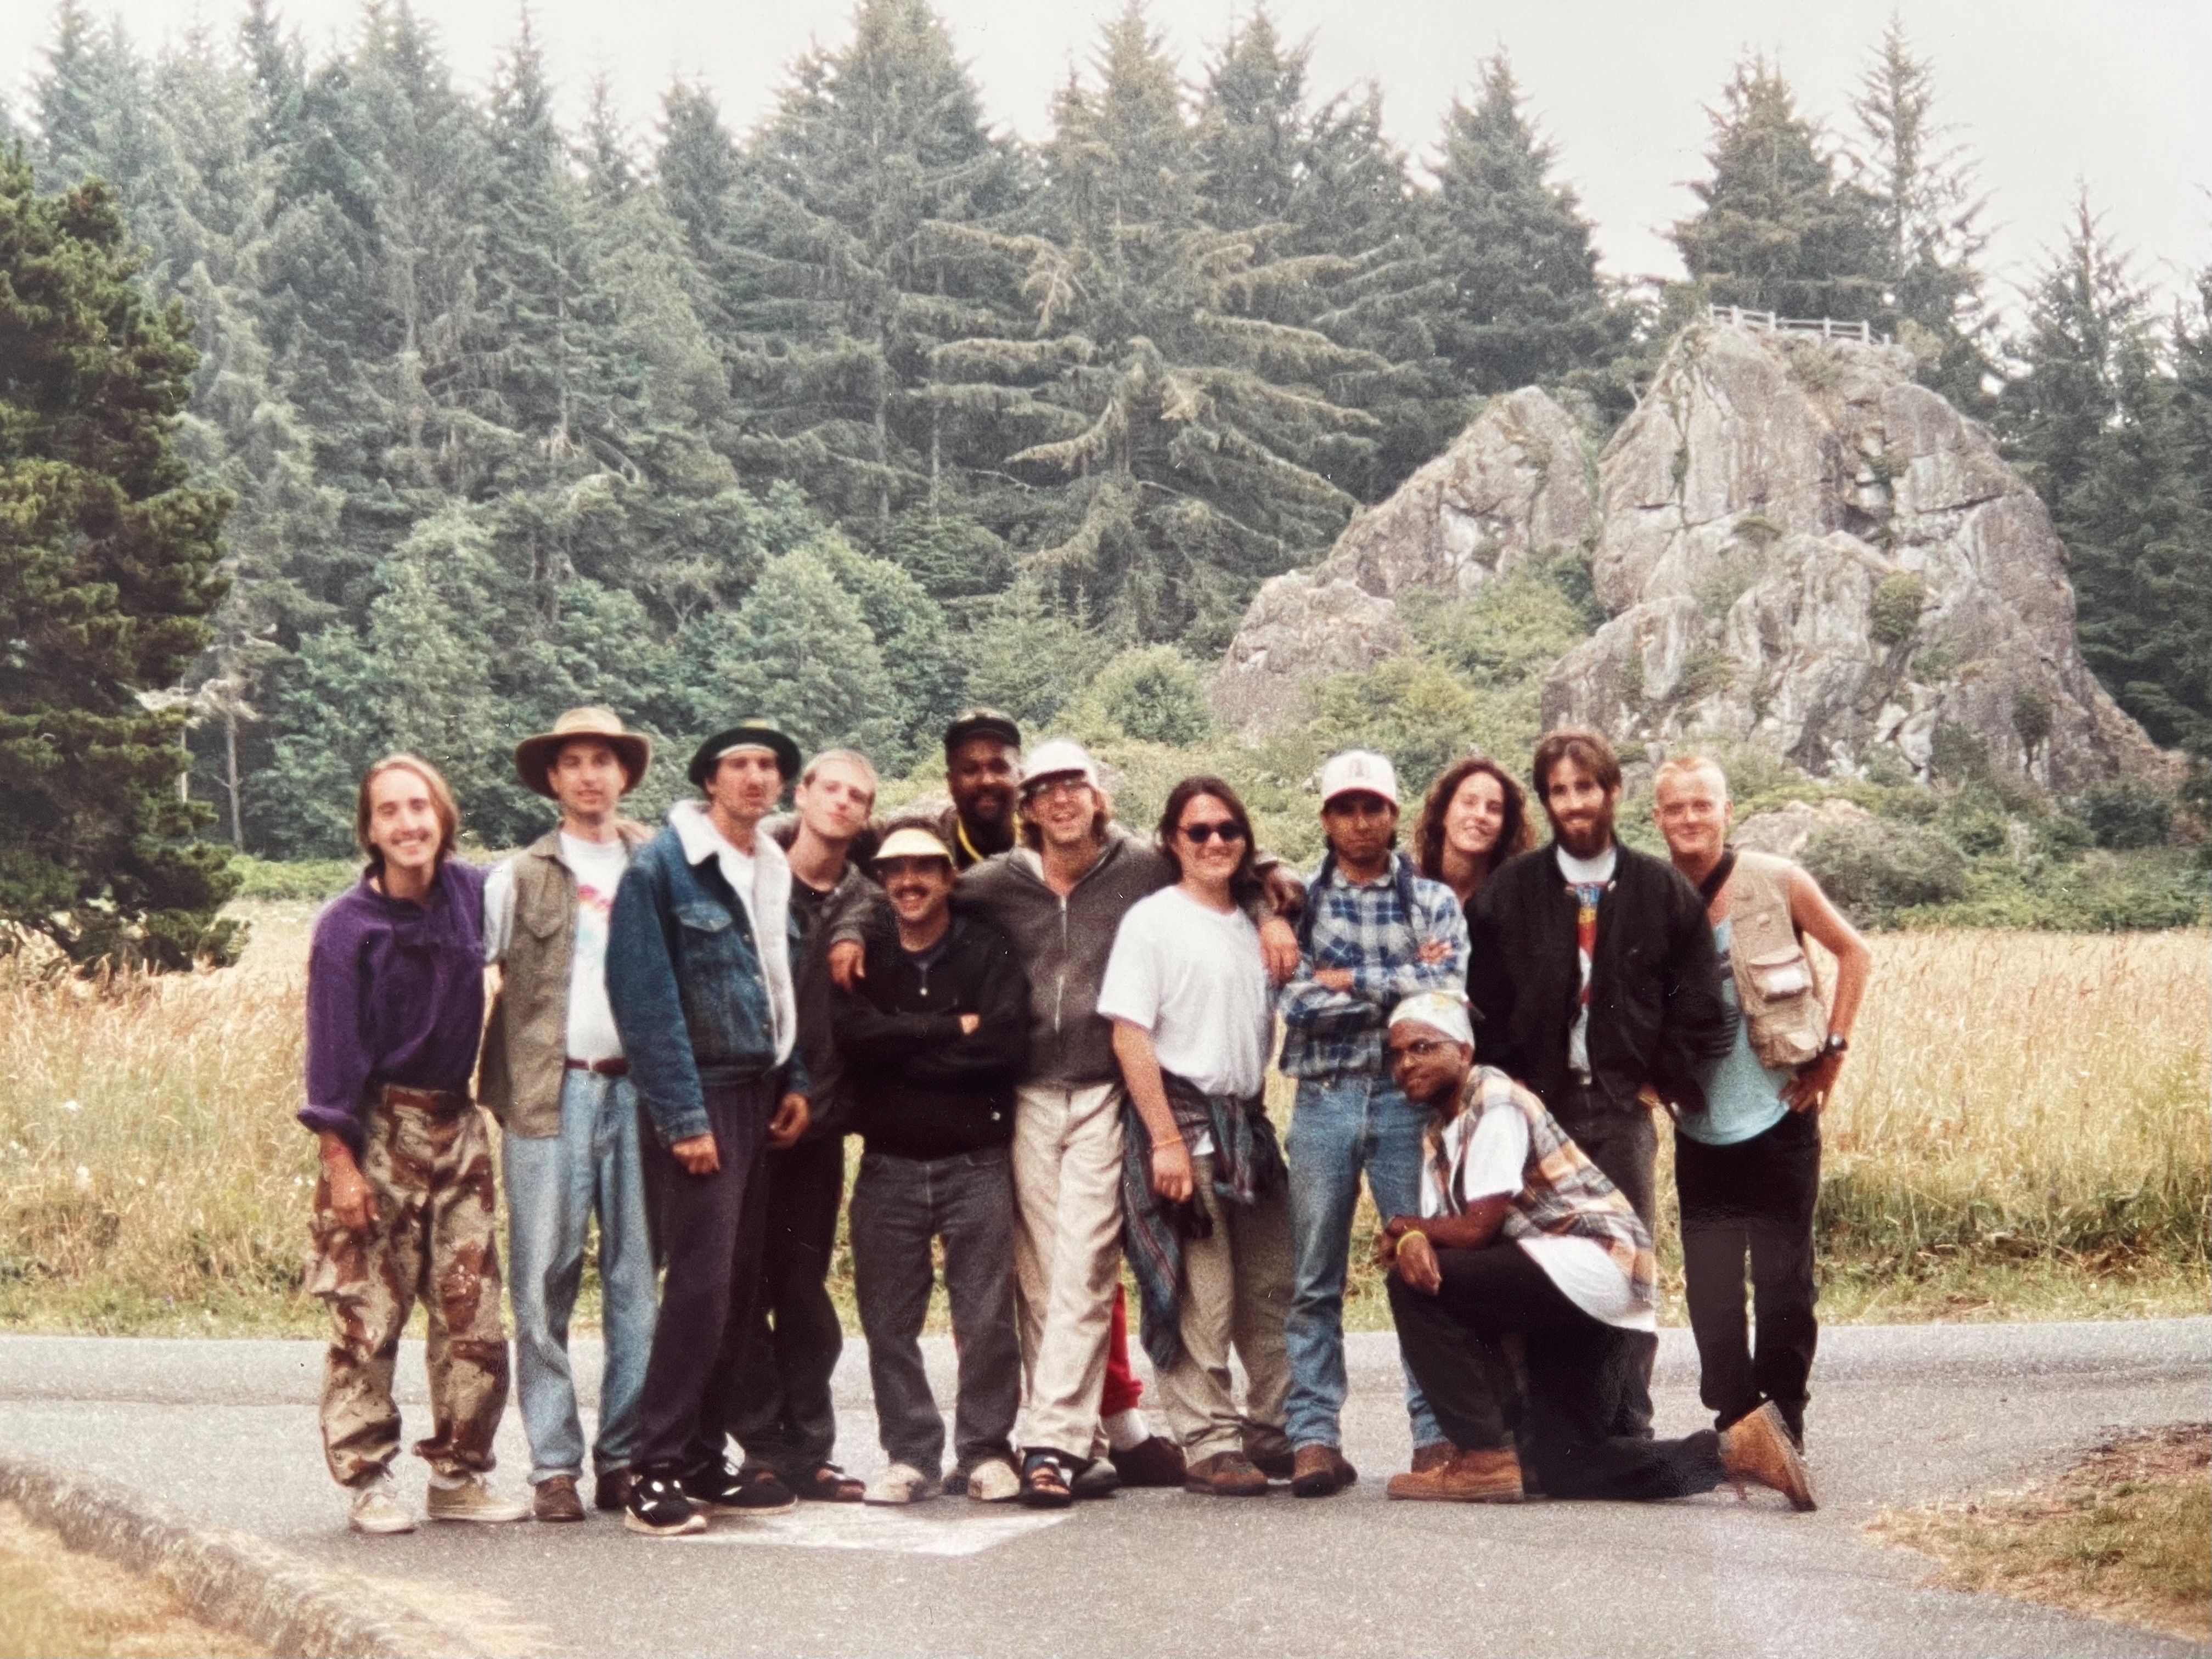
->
xmin=1 ymin=0 xmax=2205 ymax=967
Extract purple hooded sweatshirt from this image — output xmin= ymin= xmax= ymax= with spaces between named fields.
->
xmin=299 ymin=859 xmax=488 ymax=1150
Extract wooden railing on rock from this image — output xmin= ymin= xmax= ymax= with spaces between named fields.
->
xmin=1707 ymin=303 xmax=1889 ymax=346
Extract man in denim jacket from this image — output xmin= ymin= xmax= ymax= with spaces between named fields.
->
xmin=606 ymin=722 xmax=812 ymax=1536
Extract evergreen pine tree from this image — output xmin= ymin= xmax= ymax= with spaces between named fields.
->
xmin=1847 ymin=19 xmax=1994 ymax=409
xmin=0 ymin=155 xmax=237 ymax=968
xmin=1424 ymin=52 xmax=1625 ymax=396
xmin=1671 ymin=57 xmax=1884 ymax=322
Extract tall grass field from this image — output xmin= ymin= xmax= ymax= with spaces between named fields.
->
xmin=0 ymin=903 xmax=2203 ymax=1334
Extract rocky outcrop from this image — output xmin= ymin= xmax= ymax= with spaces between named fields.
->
xmin=1212 ymin=389 xmax=1595 ymax=727
xmin=1731 ymin=797 xmax=1875 ymax=859
xmin=1543 ymin=323 xmax=2176 ymax=791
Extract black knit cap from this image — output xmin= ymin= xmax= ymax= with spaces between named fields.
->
xmin=942 ymin=707 xmax=1021 ymax=757
xmin=688 ymin=721 xmax=802 ymax=787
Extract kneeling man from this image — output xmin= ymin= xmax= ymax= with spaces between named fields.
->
xmin=1375 ymin=993 xmax=1814 ymax=1509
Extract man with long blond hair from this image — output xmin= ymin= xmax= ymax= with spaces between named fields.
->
xmin=300 ymin=754 xmax=528 ymax=1535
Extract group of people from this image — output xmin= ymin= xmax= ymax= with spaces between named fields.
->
xmin=301 ymin=701 xmax=1869 ymax=1538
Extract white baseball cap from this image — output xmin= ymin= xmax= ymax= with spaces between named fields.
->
xmin=1020 ymin=737 xmax=1099 ymax=791
xmin=1319 ymin=749 xmax=1399 ymax=808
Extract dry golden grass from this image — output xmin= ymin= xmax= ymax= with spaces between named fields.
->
xmin=1868 ymin=1424 xmax=2212 ymax=1643
xmin=0 ymin=1503 xmax=264 ymax=1658
xmin=0 ymin=910 xmax=2203 ymax=1334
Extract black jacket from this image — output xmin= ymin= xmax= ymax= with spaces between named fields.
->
xmin=1465 ymin=840 xmax=1734 ymax=1112
xmin=830 ymin=914 xmax=1030 ymax=1160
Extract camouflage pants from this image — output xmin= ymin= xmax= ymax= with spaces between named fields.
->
xmin=305 ymin=1093 xmax=511 ymax=1487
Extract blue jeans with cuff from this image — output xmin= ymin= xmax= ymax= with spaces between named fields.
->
xmin=1283 ymin=1072 xmax=1443 ymax=1452
xmin=504 ymin=1070 xmax=658 ymax=1484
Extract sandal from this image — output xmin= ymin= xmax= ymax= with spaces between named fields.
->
xmin=1020 ymin=1452 xmax=1076 ymax=1510
xmin=797 ymin=1463 xmax=865 ymax=1503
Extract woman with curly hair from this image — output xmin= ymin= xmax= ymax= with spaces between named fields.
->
xmin=1413 ymin=755 xmax=1536 ymax=909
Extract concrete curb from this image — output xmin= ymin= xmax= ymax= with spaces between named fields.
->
xmin=0 ymin=1453 xmax=490 ymax=1658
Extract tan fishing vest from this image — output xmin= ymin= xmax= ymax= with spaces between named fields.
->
xmin=478 ymin=820 xmax=650 ymax=1137
xmin=1723 ymin=848 xmax=1830 ymax=1071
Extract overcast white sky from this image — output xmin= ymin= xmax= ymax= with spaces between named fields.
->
xmin=4 ymin=0 xmax=2207 ymax=317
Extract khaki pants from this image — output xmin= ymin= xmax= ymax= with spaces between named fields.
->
xmin=1155 ymin=1152 xmax=1294 ymax=1464
xmin=1011 ymin=1081 xmax=1124 ymax=1457
xmin=305 ymin=1096 xmax=510 ymax=1488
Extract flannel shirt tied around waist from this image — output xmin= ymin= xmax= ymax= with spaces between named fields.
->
xmin=1277 ymin=856 xmax=1467 ymax=1080
xmin=1119 ymin=1071 xmax=1287 ymax=1373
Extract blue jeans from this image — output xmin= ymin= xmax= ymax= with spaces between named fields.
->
xmin=1282 ymin=1073 xmax=1442 ymax=1451
xmin=504 ymin=1072 xmax=658 ymax=1483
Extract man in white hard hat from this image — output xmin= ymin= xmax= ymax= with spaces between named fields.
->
xmin=1276 ymin=749 xmax=1468 ymax=1497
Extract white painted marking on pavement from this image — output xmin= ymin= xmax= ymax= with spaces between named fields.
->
xmin=676 ymin=1504 xmax=1070 ymax=1557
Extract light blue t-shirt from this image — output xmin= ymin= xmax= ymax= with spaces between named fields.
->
xmin=1679 ymin=916 xmax=1793 ymax=1146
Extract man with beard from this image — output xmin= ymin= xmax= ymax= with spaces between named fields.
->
xmin=1464 ymin=728 xmax=1732 ymax=1436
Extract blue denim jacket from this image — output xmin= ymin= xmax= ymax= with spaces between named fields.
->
xmin=606 ymin=824 xmax=809 ymax=1146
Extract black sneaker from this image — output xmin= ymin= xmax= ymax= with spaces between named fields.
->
xmin=682 ymin=1459 xmax=797 ymax=1515
xmin=623 ymin=1471 xmax=706 ymax=1537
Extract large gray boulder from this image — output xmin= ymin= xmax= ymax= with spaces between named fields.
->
xmin=1544 ymin=322 xmax=2176 ymax=791
xmin=1213 ymin=389 xmax=1595 ymax=727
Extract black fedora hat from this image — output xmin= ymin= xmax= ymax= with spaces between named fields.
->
xmin=688 ymin=721 xmax=802 ymax=788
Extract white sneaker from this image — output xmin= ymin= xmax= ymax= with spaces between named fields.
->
xmin=425 ymin=1474 xmax=531 ymax=1523
xmin=964 ymin=1458 xmax=1021 ymax=1503
xmin=863 ymin=1463 xmax=941 ymax=1505
xmin=348 ymin=1473 xmax=416 ymax=1535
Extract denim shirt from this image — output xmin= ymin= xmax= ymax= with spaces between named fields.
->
xmin=606 ymin=822 xmax=810 ymax=1147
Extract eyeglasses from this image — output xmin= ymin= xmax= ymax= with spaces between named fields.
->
xmin=1390 ymin=1039 xmax=1452 ymax=1063
xmin=1026 ymin=777 xmax=1091 ymax=802
xmin=1179 ymin=822 xmax=1247 ymax=845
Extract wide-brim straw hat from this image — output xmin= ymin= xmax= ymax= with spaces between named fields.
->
xmin=514 ymin=707 xmax=652 ymax=799
xmin=688 ymin=721 xmax=803 ymax=788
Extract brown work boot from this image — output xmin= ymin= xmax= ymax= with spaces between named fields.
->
xmin=1719 ymin=1402 xmax=1817 ymax=1511
xmin=1241 ymin=1423 xmax=1295 ymax=1480
xmin=1290 ymin=1443 xmax=1358 ymax=1498
xmin=1184 ymin=1452 xmax=1270 ymax=1496
xmin=1109 ymin=1435 xmax=1187 ymax=1488
xmin=1410 ymin=1441 xmax=1455 ymax=1474
xmin=533 ymin=1475 xmax=585 ymax=1522
xmin=1387 ymin=1446 xmax=1523 ymax=1503
xmin=593 ymin=1468 xmax=633 ymax=1512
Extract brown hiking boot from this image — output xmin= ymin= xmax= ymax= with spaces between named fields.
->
xmin=1290 ymin=1443 xmax=1357 ymax=1498
xmin=1242 ymin=1423 xmax=1295 ymax=1480
xmin=1410 ymin=1441 xmax=1455 ymax=1474
xmin=1109 ymin=1435 xmax=1187 ymax=1488
xmin=1719 ymin=1402 xmax=1817 ymax=1511
xmin=533 ymin=1475 xmax=585 ymax=1522
xmin=1184 ymin=1452 xmax=1270 ymax=1497
xmin=1387 ymin=1446 xmax=1524 ymax=1503
xmin=593 ymin=1469 xmax=633 ymax=1513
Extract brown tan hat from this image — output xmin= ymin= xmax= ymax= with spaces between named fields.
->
xmin=514 ymin=707 xmax=652 ymax=799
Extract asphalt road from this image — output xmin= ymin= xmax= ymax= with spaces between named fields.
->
xmin=2 ymin=1320 xmax=2205 ymax=1658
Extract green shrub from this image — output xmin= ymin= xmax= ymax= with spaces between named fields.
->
xmin=1677 ymin=647 xmax=1737 ymax=701
xmin=1693 ymin=553 xmax=1760 ymax=620
xmin=1868 ymin=573 xmax=1929 ymax=648
xmin=1068 ymin=645 xmax=1215 ymax=746
xmin=1928 ymin=720 xmax=1988 ymax=785
xmin=1911 ymin=645 xmax=1956 ymax=682
xmin=1800 ymin=819 xmax=1970 ymax=925
xmin=2076 ymin=781 xmax=2175 ymax=850
xmin=227 ymin=857 xmax=360 ymax=903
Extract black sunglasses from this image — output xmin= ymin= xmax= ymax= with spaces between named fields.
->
xmin=1180 ymin=821 xmax=1247 ymax=845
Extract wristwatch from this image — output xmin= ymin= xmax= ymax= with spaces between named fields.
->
xmin=1817 ymin=1033 xmax=1849 ymax=1059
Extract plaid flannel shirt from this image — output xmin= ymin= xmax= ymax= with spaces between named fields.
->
xmin=1277 ymin=852 xmax=1468 ymax=1079
xmin=1426 ymin=1066 xmax=1657 ymax=1317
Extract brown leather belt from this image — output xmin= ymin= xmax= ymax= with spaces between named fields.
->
xmin=377 ymin=1083 xmax=474 ymax=1114
xmin=565 ymin=1058 xmax=631 ymax=1077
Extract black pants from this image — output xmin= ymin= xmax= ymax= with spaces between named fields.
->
xmin=1552 ymin=1083 xmax=1658 ymax=1438
xmin=1676 ymin=1109 xmax=1821 ymax=1441
xmin=729 ymin=1133 xmax=848 ymax=1478
xmin=633 ymin=1078 xmax=773 ymax=1474
xmin=1387 ymin=1246 xmax=1726 ymax=1501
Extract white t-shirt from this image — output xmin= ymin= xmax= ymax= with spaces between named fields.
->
xmin=1097 ymin=886 xmax=1275 ymax=1101
xmin=1555 ymin=843 xmax=1619 ymax=1081
xmin=559 ymin=834 xmax=628 ymax=1061
xmin=1419 ymin=1100 xmax=1652 ymax=1331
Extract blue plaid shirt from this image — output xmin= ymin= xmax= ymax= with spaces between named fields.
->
xmin=1277 ymin=853 xmax=1469 ymax=1079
